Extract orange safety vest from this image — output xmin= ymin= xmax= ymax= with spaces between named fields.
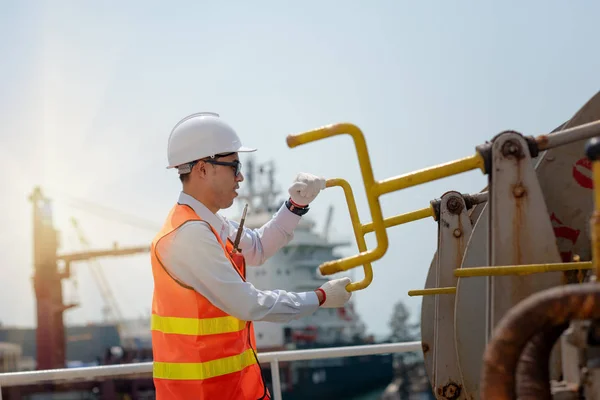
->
xmin=150 ymin=203 xmax=270 ymax=399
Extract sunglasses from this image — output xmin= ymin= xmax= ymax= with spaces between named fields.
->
xmin=204 ymin=159 xmax=242 ymax=177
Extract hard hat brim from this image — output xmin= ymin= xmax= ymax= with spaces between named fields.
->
xmin=237 ymin=146 xmax=257 ymax=153
xmin=166 ymin=146 xmax=257 ymax=169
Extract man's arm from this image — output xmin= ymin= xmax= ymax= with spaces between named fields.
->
xmin=156 ymin=220 xmax=320 ymax=323
xmin=224 ymin=202 xmax=301 ymax=266
xmin=224 ymin=172 xmax=327 ymax=266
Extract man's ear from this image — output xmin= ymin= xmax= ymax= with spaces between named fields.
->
xmin=194 ymin=161 xmax=207 ymax=179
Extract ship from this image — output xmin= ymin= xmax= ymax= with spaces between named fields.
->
xmin=231 ymin=158 xmax=395 ymax=399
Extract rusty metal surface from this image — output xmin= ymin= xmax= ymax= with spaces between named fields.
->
xmin=421 ymin=192 xmax=474 ymax=399
xmin=453 ymin=93 xmax=600 ymax=399
xmin=487 ymin=132 xmax=563 ymax=332
xmin=454 ymin=134 xmax=564 ymax=398
xmin=422 ymin=255 xmax=437 ymax=389
xmin=480 ymin=283 xmax=600 ymax=400
xmin=425 ymin=92 xmax=600 ymax=399
xmin=516 ymin=323 xmax=569 ymax=400
xmin=454 ymin=202 xmax=489 ymax=399
xmin=536 ymin=119 xmax=600 ymax=151
xmin=486 ymin=132 xmax=564 ymax=385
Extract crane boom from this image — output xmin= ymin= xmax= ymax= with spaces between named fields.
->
xmin=69 ymin=218 xmax=127 ymax=325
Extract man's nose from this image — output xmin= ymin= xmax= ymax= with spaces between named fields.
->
xmin=236 ymin=171 xmax=244 ymax=182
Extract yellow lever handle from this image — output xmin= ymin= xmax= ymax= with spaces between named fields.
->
xmin=287 ymin=123 xmax=390 ymax=276
xmin=325 ymin=178 xmax=373 ymax=291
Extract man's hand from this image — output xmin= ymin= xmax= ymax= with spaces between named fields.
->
xmin=288 ymin=172 xmax=326 ymax=207
xmin=315 ymin=277 xmax=352 ymax=308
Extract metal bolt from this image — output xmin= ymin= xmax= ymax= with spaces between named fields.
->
xmin=446 ymin=196 xmax=464 ymax=214
xmin=513 ymin=185 xmax=526 ymax=198
xmin=439 ymin=382 xmax=462 ymax=400
xmin=501 ymin=139 xmax=524 ymax=159
xmin=453 ymin=229 xmax=462 ymax=238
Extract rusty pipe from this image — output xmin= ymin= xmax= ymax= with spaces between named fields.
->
xmin=515 ymin=323 xmax=569 ymax=400
xmin=480 ymin=283 xmax=600 ymax=400
xmin=536 ymin=119 xmax=600 ymax=151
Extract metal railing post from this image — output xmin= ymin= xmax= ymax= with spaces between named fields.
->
xmin=270 ymin=359 xmax=282 ymax=400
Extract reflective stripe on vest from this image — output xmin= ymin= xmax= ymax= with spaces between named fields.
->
xmin=151 ymin=314 xmax=246 ymax=336
xmin=153 ymin=348 xmax=257 ymax=380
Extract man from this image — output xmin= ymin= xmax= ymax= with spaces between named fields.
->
xmin=150 ymin=111 xmax=353 ymax=399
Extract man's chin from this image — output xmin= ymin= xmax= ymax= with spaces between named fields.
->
xmin=224 ymin=198 xmax=235 ymax=209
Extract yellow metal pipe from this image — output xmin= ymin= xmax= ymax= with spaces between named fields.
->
xmin=374 ymin=153 xmax=486 ymax=196
xmin=454 ymin=261 xmax=593 ymax=277
xmin=287 ymin=123 xmax=389 ymax=276
xmin=324 ymin=178 xmax=372 ymax=291
xmin=362 ymin=206 xmax=434 ymax=235
xmin=592 ymin=161 xmax=600 ymax=281
xmin=594 ymin=161 xmax=600 ymax=208
xmin=408 ymin=287 xmax=457 ymax=296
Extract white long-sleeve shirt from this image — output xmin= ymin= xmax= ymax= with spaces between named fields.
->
xmin=156 ymin=192 xmax=320 ymax=323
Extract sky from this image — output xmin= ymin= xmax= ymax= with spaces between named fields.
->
xmin=0 ymin=0 xmax=599 ymax=338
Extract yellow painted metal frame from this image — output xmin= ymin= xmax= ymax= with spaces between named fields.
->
xmin=287 ymin=124 xmax=389 ymax=281
xmin=325 ymin=178 xmax=372 ymax=291
xmin=454 ymin=261 xmax=592 ymax=277
xmin=287 ymin=123 xmax=484 ymax=290
xmin=288 ymin=121 xmax=600 ymax=293
xmin=593 ymin=160 xmax=600 ymax=280
xmin=408 ymin=287 xmax=457 ymax=296
xmin=415 ymin=149 xmax=600 ymax=294
xmin=361 ymin=207 xmax=434 ymax=235
xmin=287 ymin=124 xmax=485 ymax=287
xmin=325 ymin=178 xmax=436 ymax=291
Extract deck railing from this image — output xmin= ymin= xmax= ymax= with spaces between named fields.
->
xmin=0 ymin=341 xmax=423 ymax=400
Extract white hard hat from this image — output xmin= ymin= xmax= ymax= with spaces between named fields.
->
xmin=166 ymin=112 xmax=256 ymax=173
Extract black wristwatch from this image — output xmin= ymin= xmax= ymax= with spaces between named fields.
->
xmin=285 ymin=198 xmax=310 ymax=216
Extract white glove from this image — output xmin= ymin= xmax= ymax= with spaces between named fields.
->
xmin=288 ymin=172 xmax=326 ymax=206
xmin=317 ymin=277 xmax=352 ymax=308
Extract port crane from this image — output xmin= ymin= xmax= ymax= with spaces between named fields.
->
xmin=29 ymin=187 xmax=150 ymax=371
xmin=69 ymin=217 xmax=126 ymax=327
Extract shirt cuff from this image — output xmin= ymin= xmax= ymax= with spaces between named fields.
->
xmin=274 ymin=202 xmax=302 ymax=232
xmin=297 ymin=291 xmax=320 ymax=311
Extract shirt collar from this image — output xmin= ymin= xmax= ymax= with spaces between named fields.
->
xmin=177 ymin=191 xmax=225 ymax=234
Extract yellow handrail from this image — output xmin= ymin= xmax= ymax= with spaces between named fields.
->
xmin=454 ymin=261 xmax=592 ymax=277
xmin=287 ymin=123 xmax=488 ymax=279
xmin=408 ymin=287 xmax=457 ymax=296
xmin=287 ymin=124 xmax=389 ymax=277
xmin=374 ymin=153 xmax=485 ymax=196
xmin=287 ymin=120 xmax=600 ymax=297
xmin=325 ymin=178 xmax=373 ymax=291
xmin=361 ymin=207 xmax=434 ymax=235
xmin=324 ymin=179 xmax=439 ymax=290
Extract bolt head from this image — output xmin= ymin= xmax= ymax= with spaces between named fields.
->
xmin=513 ymin=185 xmax=526 ymax=198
